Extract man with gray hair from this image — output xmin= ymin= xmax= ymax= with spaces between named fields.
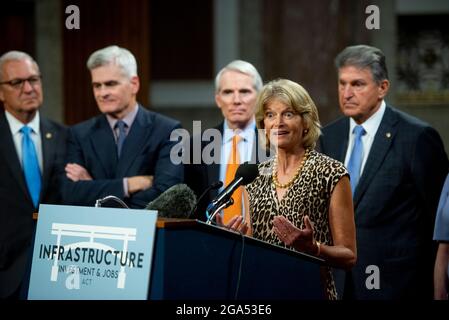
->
xmin=185 ymin=60 xmax=264 ymax=223
xmin=0 ymin=51 xmax=67 ymax=298
xmin=319 ymin=44 xmax=448 ymax=299
xmin=62 ymin=45 xmax=183 ymax=208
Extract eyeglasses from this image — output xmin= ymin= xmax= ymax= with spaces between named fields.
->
xmin=0 ymin=75 xmax=42 ymax=90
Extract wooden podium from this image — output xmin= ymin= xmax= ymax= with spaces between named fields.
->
xmin=149 ymin=219 xmax=327 ymax=299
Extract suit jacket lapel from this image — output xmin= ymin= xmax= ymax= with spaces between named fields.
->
xmin=40 ymin=118 xmax=56 ymax=200
xmin=337 ymin=124 xmax=349 ymax=163
xmin=207 ymin=160 xmax=220 ymax=192
xmin=115 ymin=106 xmax=153 ymax=177
xmin=353 ymin=106 xmax=398 ymax=205
xmin=328 ymin=118 xmax=350 ymax=162
xmin=206 ymin=123 xmax=223 ymax=198
xmin=0 ymin=112 xmax=30 ymax=199
xmin=89 ymin=116 xmax=118 ymax=177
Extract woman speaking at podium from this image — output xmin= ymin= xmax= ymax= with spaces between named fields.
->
xmin=220 ymin=79 xmax=356 ymax=300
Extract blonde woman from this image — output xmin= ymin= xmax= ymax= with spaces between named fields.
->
xmin=220 ymin=79 xmax=356 ymax=300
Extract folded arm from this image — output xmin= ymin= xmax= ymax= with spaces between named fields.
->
xmin=125 ymin=126 xmax=184 ymax=208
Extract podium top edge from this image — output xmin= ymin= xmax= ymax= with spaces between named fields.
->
xmin=156 ymin=218 xmax=198 ymax=228
xmin=32 ymin=211 xmax=196 ymax=227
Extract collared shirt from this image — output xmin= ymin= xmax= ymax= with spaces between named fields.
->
xmin=344 ymin=100 xmax=386 ymax=175
xmin=5 ymin=110 xmax=43 ymax=173
xmin=219 ymin=118 xmax=256 ymax=217
xmin=105 ymin=103 xmax=139 ymax=197
xmin=106 ymin=103 xmax=139 ymax=142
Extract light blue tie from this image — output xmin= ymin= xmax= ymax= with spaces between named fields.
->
xmin=21 ymin=126 xmax=41 ymax=208
xmin=116 ymin=120 xmax=127 ymax=157
xmin=347 ymin=125 xmax=366 ymax=196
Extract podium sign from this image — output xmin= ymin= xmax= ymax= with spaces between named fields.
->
xmin=28 ymin=205 xmax=157 ymax=300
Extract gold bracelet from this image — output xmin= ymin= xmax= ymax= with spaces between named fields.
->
xmin=315 ymin=241 xmax=321 ymax=256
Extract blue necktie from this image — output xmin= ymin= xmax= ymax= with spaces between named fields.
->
xmin=21 ymin=126 xmax=42 ymax=208
xmin=347 ymin=125 xmax=366 ymax=196
xmin=116 ymin=120 xmax=127 ymax=157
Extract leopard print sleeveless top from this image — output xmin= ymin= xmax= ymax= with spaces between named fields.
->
xmin=246 ymin=150 xmax=348 ymax=300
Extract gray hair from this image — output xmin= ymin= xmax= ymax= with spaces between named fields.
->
xmin=215 ymin=60 xmax=263 ymax=93
xmin=0 ymin=51 xmax=39 ymax=81
xmin=87 ymin=45 xmax=137 ymax=78
xmin=335 ymin=45 xmax=388 ymax=84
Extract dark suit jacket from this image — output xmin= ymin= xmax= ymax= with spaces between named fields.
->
xmin=185 ymin=122 xmax=268 ymax=220
xmin=319 ymin=105 xmax=448 ymax=299
xmin=62 ymin=105 xmax=183 ymax=209
xmin=0 ymin=110 xmax=67 ymax=298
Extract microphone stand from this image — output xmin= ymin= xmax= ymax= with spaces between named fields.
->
xmin=190 ymin=181 xmax=223 ymax=217
xmin=95 ymin=195 xmax=129 ymax=209
xmin=206 ymin=197 xmax=233 ymax=225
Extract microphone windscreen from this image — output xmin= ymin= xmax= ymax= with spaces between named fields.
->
xmin=145 ymin=184 xmax=197 ymax=218
xmin=235 ymin=162 xmax=259 ymax=185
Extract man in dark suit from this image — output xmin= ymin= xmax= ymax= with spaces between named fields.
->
xmin=319 ymin=45 xmax=448 ymax=299
xmin=62 ymin=45 xmax=182 ymax=209
xmin=0 ymin=51 xmax=67 ymax=298
xmin=185 ymin=60 xmax=266 ymax=222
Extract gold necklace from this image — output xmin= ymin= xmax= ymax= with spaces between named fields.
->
xmin=272 ymin=148 xmax=310 ymax=189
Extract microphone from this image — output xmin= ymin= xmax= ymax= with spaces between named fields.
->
xmin=190 ymin=181 xmax=223 ymax=217
xmin=95 ymin=195 xmax=129 ymax=208
xmin=207 ymin=162 xmax=259 ymax=221
xmin=145 ymin=183 xmax=197 ymax=218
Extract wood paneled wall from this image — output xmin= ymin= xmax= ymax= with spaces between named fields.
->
xmin=262 ymin=0 xmax=371 ymax=124
xmin=0 ymin=1 xmax=35 ymax=110
xmin=0 ymin=2 xmax=35 ymax=56
xmin=62 ymin=0 xmax=150 ymax=125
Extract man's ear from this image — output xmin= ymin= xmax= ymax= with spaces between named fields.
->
xmin=215 ymin=93 xmax=222 ymax=110
xmin=130 ymin=76 xmax=140 ymax=94
xmin=378 ymin=79 xmax=390 ymax=99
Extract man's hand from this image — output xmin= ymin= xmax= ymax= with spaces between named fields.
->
xmin=127 ymin=175 xmax=154 ymax=194
xmin=65 ymin=163 xmax=93 ymax=181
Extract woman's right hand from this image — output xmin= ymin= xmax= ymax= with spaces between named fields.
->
xmin=216 ymin=214 xmax=249 ymax=235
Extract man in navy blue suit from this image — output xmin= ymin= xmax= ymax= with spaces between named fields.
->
xmin=62 ymin=45 xmax=183 ymax=209
xmin=0 ymin=51 xmax=67 ymax=298
xmin=184 ymin=60 xmax=265 ymax=221
xmin=319 ymin=45 xmax=448 ymax=299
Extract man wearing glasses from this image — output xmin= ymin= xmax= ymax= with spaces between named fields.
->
xmin=0 ymin=51 xmax=67 ymax=298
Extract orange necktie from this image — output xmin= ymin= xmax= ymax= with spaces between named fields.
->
xmin=223 ymin=134 xmax=242 ymax=224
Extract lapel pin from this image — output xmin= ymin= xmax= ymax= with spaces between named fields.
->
xmin=386 ymin=132 xmax=391 ymax=138
xmin=45 ymin=132 xmax=52 ymax=139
